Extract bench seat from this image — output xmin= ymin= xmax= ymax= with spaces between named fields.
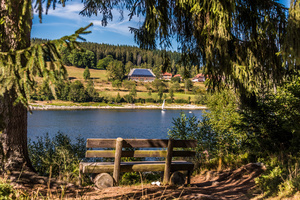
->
xmin=80 ymin=160 xmax=194 ymax=174
xmin=79 ymin=138 xmax=197 ymax=186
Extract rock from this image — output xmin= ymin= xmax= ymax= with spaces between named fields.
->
xmin=94 ymin=173 xmax=114 ymax=189
xmin=170 ymin=171 xmax=186 ymax=186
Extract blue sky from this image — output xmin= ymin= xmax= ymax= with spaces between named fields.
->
xmin=31 ymin=0 xmax=291 ymax=49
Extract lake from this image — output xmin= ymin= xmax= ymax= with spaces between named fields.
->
xmin=28 ymin=109 xmax=204 ymax=142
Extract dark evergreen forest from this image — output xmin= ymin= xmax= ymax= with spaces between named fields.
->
xmin=31 ymin=38 xmax=200 ymax=78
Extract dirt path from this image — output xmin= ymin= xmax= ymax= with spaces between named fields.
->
xmin=8 ymin=163 xmax=265 ymax=199
xmin=81 ymin=163 xmax=265 ymax=199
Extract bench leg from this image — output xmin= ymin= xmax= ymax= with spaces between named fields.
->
xmin=79 ymin=166 xmax=82 ymax=186
xmin=187 ymin=170 xmax=191 ymax=185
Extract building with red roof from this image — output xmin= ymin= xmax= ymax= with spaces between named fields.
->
xmin=192 ymin=74 xmax=205 ymax=82
xmin=162 ymin=72 xmax=172 ymax=80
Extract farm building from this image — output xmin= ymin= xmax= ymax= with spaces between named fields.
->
xmin=128 ymin=68 xmax=156 ymax=82
xmin=192 ymin=74 xmax=205 ymax=82
xmin=162 ymin=72 xmax=172 ymax=80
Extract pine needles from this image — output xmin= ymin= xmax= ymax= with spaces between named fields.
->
xmin=0 ymin=23 xmax=93 ymax=107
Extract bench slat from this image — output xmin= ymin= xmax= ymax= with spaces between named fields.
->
xmin=87 ymin=139 xmax=197 ymax=148
xmin=86 ymin=150 xmax=196 ymax=158
xmin=80 ymin=161 xmax=194 ymax=174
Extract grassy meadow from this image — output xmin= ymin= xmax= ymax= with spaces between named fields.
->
xmin=64 ymin=65 xmax=206 ymax=104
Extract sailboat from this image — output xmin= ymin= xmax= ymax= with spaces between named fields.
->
xmin=161 ymin=99 xmax=166 ymax=112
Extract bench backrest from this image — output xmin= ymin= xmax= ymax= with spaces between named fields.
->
xmin=86 ymin=138 xmax=197 ymax=158
xmin=85 ymin=138 xmax=197 ymax=185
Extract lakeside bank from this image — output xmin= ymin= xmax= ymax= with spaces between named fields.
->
xmin=29 ymin=103 xmax=207 ymax=110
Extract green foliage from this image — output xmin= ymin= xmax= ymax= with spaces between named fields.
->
xmin=120 ymin=172 xmax=140 ymax=185
xmin=170 ymin=82 xmax=181 ymax=92
xmin=145 ymin=98 xmax=155 ymax=103
xmin=169 ymin=88 xmax=174 ymax=101
xmin=152 ymin=79 xmax=166 ymax=91
xmin=239 ymin=78 xmax=300 ymax=157
xmin=174 ymin=99 xmax=188 ymax=104
xmin=97 ymin=55 xmax=114 ymax=70
xmin=194 ymin=94 xmax=207 ymax=105
xmin=185 ymin=79 xmax=193 ymax=91
xmin=68 ymin=81 xmax=88 ymax=102
xmin=55 ymin=80 xmax=70 ymax=101
xmin=129 ymin=84 xmax=137 ymax=97
xmin=106 ymin=60 xmax=125 ymax=81
xmin=168 ymin=112 xmax=202 ymax=141
xmin=150 ymin=1 xmax=286 ymax=98
xmin=28 ymin=132 xmax=86 ymax=182
xmin=31 ymin=81 xmax=54 ymax=101
xmin=255 ymin=157 xmax=300 ymax=198
xmin=112 ymin=80 xmax=122 ymax=90
xmin=171 ymin=76 xmax=181 ymax=83
xmin=157 ymin=87 xmax=163 ymax=101
xmin=0 ymin=180 xmax=16 ymax=199
xmin=282 ymin=0 xmax=300 ymax=68
xmin=85 ymin=80 xmax=101 ymax=102
xmin=120 ymin=172 xmax=161 ymax=186
xmin=83 ymin=66 xmax=90 ymax=80
xmin=123 ymin=80 xmax=136 ymax=90
xmin=63 ymin=49 xmax=96 ymax=68
xmin=115 ymin=92 xmax=123 ymax=103
xmin=124 ymin=94 xmax=134 ymax=103
xmin=125 ymin=61 xmax=134 ymax=73
xmin=0 ymin=24 xmax=93 ymax=106
xmin=169 ymin=89 xmax=245 ymax=168
xmin=32 ymin=79 xmax=101 ymax=103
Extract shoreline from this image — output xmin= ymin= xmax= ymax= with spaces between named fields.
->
xmin=29 ymin=104 xmax=208 ymax=110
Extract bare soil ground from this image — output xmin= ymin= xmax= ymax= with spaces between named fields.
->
xmin=7 ymin=163 xmax=266 ymax=199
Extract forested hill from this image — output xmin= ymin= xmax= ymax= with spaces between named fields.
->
xmin=31 ymin=38 xmax=200 ymax=78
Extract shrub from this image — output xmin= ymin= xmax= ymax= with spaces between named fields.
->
xmin=171 ymin=76 xmax=181 ymax=83
xmin=145 ymin=98 xmax=155 ymax=103
xmin=0 ymin=180 xmax=16 ymax=199
xmin=174 ymin=99 xmax=188 ymax=103
xmin=120 ymin=172 xmax=161 ymax=186
xmin=255 ymin=158 xmax=300 ymax=198
xmin=194 ymin=94 xmax=207 ymax=105
xmin=28 ymin=132 xmax=86 ymax=183
xmin=166 ymin=99 xmax=172 ymax=104
xmin=124 ymin=94 xmax=134 ymax=103
xmin=83 ymin=66 xmax=90 ymax=80
xmin=68 ymin=81 xmax=88 ymax=102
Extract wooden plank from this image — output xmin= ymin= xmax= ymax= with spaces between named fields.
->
xmin=173 ymin=140 xmax=197 ymax=148
xmin=87 ymin=138 xmax=197 ymax=148
xmin=87 ymin=139 xmax=116 ymax=148
xmin=80 ymin=161 xmax=194 ymax=174
xmin=113 ymin=137 xmax=123 ymax=185
xmin=86 ymin=150 xmax=196 ymax=158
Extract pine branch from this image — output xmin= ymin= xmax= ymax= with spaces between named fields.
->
xmin=0 ymin=23 xmax=93 ymax=107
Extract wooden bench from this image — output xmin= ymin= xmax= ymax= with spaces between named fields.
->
xmin=79 ymin=138 xmax=197 ymax=188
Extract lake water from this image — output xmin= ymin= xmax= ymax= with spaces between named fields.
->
xmin=28 ymin=109 xmax=204 ymax=142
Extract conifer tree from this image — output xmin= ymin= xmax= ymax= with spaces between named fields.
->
xmin=81 ymin=0 xmax=296 ymax=108
xmin=0 ymin=0 xmax=92 ymax=172
xmin=83 ymin=66 xmax=91 ymax=80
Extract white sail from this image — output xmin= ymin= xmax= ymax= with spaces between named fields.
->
xmin=162 ymin=99 xmax=166 ymax=111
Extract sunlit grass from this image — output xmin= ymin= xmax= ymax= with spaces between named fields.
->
xmin=65 ymin=66 xmax=107 ymax=81
xmin=58 ymin=66 xmax=206 ymax=103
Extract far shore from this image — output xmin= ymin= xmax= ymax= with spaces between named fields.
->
xmin=29 ymin=103 xmax=207 ymax=111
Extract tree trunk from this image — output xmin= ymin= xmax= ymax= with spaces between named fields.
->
xmin=0 ymin=91 xmax=33 ymax=172
xmin=0 ymin=0 xmax=34 ymax=173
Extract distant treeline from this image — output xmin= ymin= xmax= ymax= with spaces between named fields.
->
xmin=31 ymin=38 xmax=200 ymax=78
